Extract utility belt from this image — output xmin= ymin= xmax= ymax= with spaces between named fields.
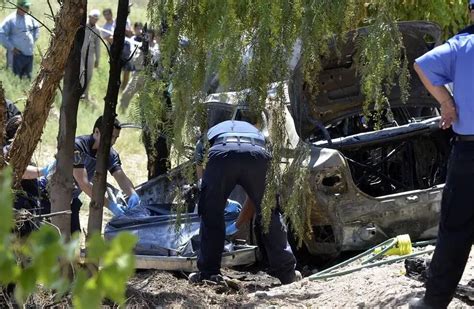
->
xmin=454 ymin=134 xmax=474 ymax=142
xmin=213 ymin=135 xmax=266 ymax=148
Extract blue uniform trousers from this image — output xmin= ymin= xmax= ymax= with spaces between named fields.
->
xmin=197 ymin=143 xmax=296 ymax=284
xmin=425 ymin=141 xmax=474 ymax=307
xmin=71 ymin=198 xmax=82 ymax=234
xmin=12 ymin=52 xmax=33 ymax=79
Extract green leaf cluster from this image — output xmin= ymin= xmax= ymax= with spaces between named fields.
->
xmin=72 ymin=233 xmax=137 ymax=309
xmin=0 ymin=168 xmax=137 ymax=308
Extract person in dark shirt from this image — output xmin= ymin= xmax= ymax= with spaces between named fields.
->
xmin=4 ymin=98 xmax=21 ymax=121
xmin=70 ymin=116 xmax=140 ymax=233
xmin=3 ymin=98 xmax=21 ymax=145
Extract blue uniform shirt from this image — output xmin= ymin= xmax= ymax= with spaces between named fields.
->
xmin=415 ymin=34 xmax=474 ymax=135
xmin=207 ymin=120 xmax=264 ymax=141
xmin=72 ymin=135 xmax=122 ymax=199
xmin=195 ymin=120 xmax=265 ymax=165
xmin=0 ymin=12 xmax=39 ymax=56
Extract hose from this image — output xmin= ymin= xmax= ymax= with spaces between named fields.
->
xmin=308 ymin=234 xmax=436 ymax=281
xmin=309 ymin=248 xmax=435 ymax=281
xmin=315 ymin=238 xmax=397 ymax=276
xmin=412 ymin=239 xmax=437 ymax=247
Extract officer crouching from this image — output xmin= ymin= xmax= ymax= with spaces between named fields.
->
xmin=190 ymin=116 xmax=300 ymax=285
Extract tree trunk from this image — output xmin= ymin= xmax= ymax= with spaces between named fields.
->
xmin=7 ymin=0 xmax=85 ymax=187
xmin=144 ymin=129 xmax=170 ymax=179
xmin=0 ymin=82 xmax=5 ymax=169
xmin=49 ymin=5 xmax=87 ymax=240
xmin=143 ymin=91 xmax=172 ymax=180
xmin=87 ymin=0 xmax=128 ymax=235
xmin=139 ymin=25 xmax=171 ymax=180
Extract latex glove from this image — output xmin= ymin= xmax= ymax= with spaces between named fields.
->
xmin=225 ymin=200 xmax=242 ymax=214
xmin=109 ymin=201 xmax=125 ymax=217
xmin=40 ymin=161 xmax=56 ymax=177
xmin=225 ymin=222 xmax=239 ymax=236
xmin=127 ymin=192 xmax=140 ymax=210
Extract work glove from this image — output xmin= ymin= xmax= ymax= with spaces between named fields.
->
xmin=108 ymin=201 xmax=125 ymax=217
xmin=40 ymin=161 xmax=56 ymax=177
xmin=225 ymin=222 xmax=239 ymax=236
xmin=127 ymin=192 xmax=140 ymax=210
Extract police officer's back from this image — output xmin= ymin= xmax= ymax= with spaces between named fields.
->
xmin=192 ymin=119 xmax=298 ymax=285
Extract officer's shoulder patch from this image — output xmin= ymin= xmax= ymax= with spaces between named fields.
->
xmin=73 ymin=150 xmax=83 ymax=165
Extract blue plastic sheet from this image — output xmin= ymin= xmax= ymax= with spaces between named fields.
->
xmin=104 ymin=200 xmax=242 ymax=257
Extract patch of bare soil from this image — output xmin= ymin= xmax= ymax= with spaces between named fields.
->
xmin=124 ymin=247 xmax=474 ymax=308
xmin=125 ymin=266 xmax=281 ymax=307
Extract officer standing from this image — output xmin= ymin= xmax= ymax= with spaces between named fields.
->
xmin=410 ymin=33 xmax=474 ymax=307
xmin=190 ymin=119 xmax=299 ymax=285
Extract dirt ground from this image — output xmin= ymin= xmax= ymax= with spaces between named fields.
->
xmin=123 ymin=246 xmax=474 ymax=308
xmin=74 ymin=211 xmax=474 ymax=307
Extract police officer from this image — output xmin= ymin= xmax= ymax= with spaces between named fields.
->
xmin=410 ymin=31 xmax=474 ymax=308
xmin=71 ymin=116 xmax=139 ymax=233
xmin=190 ymin=119 xmax=299 ymax=285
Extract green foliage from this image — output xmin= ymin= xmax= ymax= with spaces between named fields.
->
xmin=0 ymin=168 xmax=137 ymax=307
xmin=0 ymin=168 xmax=20 ymax=285
xmin=357 ymin=6 xmax=410 ymax=124
xmin=73 ymin=233 xmax=137 ymax=308
xmin=388 ymin=0 xmax=468 ymax=40
xmin=279 ymin=144 xmax=313 ymax=246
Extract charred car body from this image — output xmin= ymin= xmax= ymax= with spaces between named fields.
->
xmin=133 ymin=21 xmax=450 ymax=259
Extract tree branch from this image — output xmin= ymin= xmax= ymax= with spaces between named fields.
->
xmin=87 ymin=0 xmax=129 ymax=236
xmin=0 ymin=82 xmax=6 ymax=169
xmin=46 ymin=0 xmax=56 ymax=23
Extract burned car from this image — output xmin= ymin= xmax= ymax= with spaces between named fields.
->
xmin=111 ymin=21 xmax=450 ymax=261
xmin=286 ymin=21 xmax=450 ymax=256
xmin=202 ymin=21 xmax=450 ymax=257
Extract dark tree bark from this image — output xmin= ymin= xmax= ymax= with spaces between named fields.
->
xmin=141 ymin=91 xmax=172 ymax=180
xmin=143 ymin=124 xmax=170 ymax=179
xmin=140 ymin=23 xmax=171 ymax=179
xmin=0 ymin=82 xmax=5 ymax=169
xmin=7 ymin=0 xmax=85 ymax=187
xmin=87 ymin=0 xmax=128 ymax=235
xmin=49 ymin=4 xmax=87 ymax=240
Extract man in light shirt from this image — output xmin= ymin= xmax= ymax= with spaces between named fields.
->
xmin=0 ymin=0 xmax=39 ymax=79
xmin=80 ymin=9 xmax=101 ymax=101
